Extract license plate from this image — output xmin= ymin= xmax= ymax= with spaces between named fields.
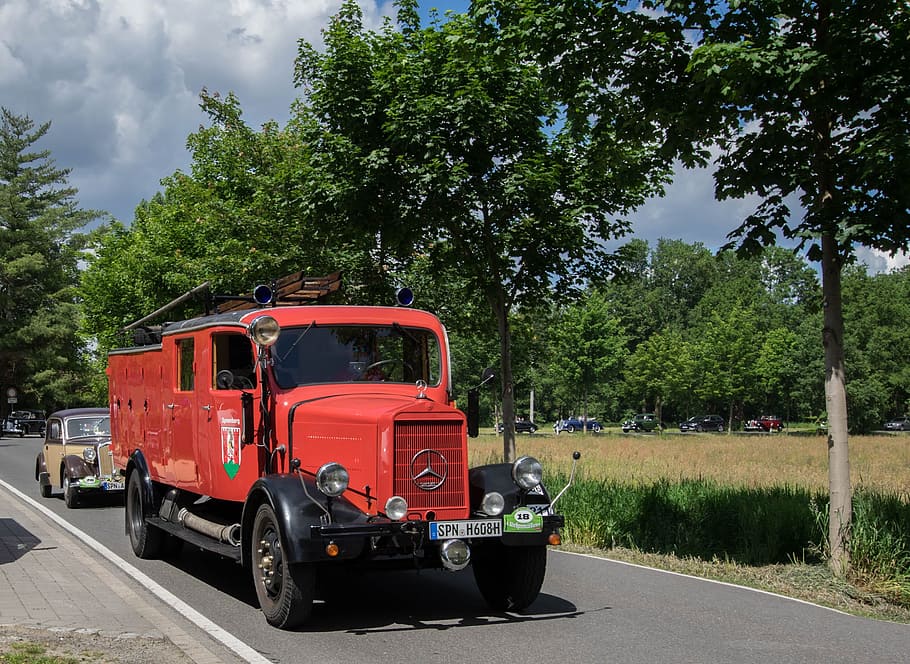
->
xmin=101 ymin=481 xmax=124 ymax=491
xmin=429 ymin=519 xmax=502 ymax=540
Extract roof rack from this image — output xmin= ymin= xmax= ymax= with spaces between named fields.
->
xmin=120 ymin=271 xmax=342 ymax=333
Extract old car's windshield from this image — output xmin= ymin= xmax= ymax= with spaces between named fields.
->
xmin=271 ymin=324 xmax=441 ymax=388
xmin=66 ymin=416 xmax=110 ymax=439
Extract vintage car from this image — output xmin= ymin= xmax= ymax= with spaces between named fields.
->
xmin=495 ymin=419 xmax=539 ymax=434
xmin=553 ymin=417 xmax=602 ymax=433
xmin=744 ymin=415 xmax=784 ymax=432
xmin=2 ymin=409 xmax=46 ymax=437
xmin=35 ymin=408 xmax=121 ymax=508
xmin=883 ymin=416 xmax=910 ymax=431
xmin=622 ymin=413 xmax=662 ymax=433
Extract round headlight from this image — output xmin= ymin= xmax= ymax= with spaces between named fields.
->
xmin=385 ymin=496 xmax=408 ymax=521
xmin=249 ymin=315 xmax=280 ymax=347
xmin=316 ymin=462 xmax=349 ymax=497
xmin=511 ymin=455 xmax=542 ymax=490
xmin=440 ymin=539 xmax=471 ymax=571
xmin=480 ymin=491 xmax=505 ymax=516
xmin=82 ymin=447 xmax=97 ymax=463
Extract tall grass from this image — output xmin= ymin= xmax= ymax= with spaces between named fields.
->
xmin=470 ymin=431 xmax=910 ymax=605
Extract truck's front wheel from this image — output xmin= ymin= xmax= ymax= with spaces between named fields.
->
xmin=472 ymin=543 xmax=547 ymax=612
xmin=126 ymin=471 xmax=163 ymax=559
xmin=251 ymin=503 xmax=315 ymax=629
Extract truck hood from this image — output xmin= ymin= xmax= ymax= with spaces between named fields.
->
xmin=286 ymin=391 xmax=465 ymax=512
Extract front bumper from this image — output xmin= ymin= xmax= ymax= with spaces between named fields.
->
xmin=308 ymin=513 xmax=565 ymax=563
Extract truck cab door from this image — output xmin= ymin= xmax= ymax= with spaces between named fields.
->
xmin=198 ymin=331 xmax=259 ymax=501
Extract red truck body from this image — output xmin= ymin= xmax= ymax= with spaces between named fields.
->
xmin=107 ymin=294 xmax=568 ymax=628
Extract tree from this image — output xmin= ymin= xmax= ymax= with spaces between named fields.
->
xmin=80 ymin=91 xmax=389 ymax=352
xmin=662 ymin=0 xmax=910 ymax=573
xmin=624 ymin=328 xmax=694 ymax=423
xmin=692 ymin=303 xmax=760 ymax=428
xmin=0 ymin=108 xmax=101 ymax=410
xmin=293 ymin=1 xmax=675 ymax=461
xmin=550 ymin=292 xmax=628 ymax=429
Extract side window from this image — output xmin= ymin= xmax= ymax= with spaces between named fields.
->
xmin=178 ymin=338 xmax=195 ymax=391
xmin=212 ymin=333 xmax=257 ymax=389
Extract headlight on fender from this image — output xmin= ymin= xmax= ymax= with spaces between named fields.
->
xmin=512 ymin=456 xmax=542 ymax=490
xmin=480 ymin=492 xmax=505 ymax=516
xmin=82 ymin=447 xmax=97 ymax=463
xmin=316 ymin=462 xmax=349 ymax=497
xmin=385 ymin=496 xmax=408 ymax=521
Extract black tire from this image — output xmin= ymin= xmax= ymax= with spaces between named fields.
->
xmin=566 ymin=425 xmax=575 ymax=433
xmin=126 ymin=471 xmax=163 ymax=559
xmin=696 ymin=425 xmax=704 ymax=432
xmin=39 ymin=480 xmax=52 ymax=498
xmin=591 ymin=424 xmax=602 ymax=433
xmin=472 ymin=543 xmax=547 ymax=612
xmin=63 ymin=475 xmax=79 ymax=509
xmin=251 ymin=503 xmax=315 ymax=629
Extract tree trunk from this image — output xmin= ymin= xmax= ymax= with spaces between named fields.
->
xmin=821 ymin=232 xmax=852 ymax=576
xmin=490 ymin=289 xmax=516 ymax=462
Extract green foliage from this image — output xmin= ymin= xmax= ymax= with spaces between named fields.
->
xmin=0 ymin=108 xmax=101 ymax=411
xmin=551 ymin=472 xmax=910 ymax=601
xmin=554 ymin=474 xmax=823 ymax=565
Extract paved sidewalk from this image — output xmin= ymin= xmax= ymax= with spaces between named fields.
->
xmin=0 ymin=480 xmax=259 ymax=663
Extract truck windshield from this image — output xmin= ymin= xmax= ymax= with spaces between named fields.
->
xmin=271 ymin=324 xmax=442 ymax=388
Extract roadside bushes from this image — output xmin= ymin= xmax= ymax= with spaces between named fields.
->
xmin=548 ymin=473 xmax=910 ymax=604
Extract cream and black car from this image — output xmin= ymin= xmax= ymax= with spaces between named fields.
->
xmin=35 ymin=408 xmax=121 ymax=508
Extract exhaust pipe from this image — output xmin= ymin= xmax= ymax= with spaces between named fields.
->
xmin=177 ymin=508 xmax=241 ymax=546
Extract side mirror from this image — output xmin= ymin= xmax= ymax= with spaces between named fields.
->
xmin=467 ymin=389 xmax=480 ymax=438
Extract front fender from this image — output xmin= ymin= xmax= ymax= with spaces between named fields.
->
xmin=61 ymin=455 xmax=94 ymax=484
xmin=241 ymin=474 xmax=369 ymax=568
xmin=468 ymin=463 xmax=553 ymax=514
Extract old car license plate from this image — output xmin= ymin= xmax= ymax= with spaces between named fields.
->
xmin=102 ymin=480 xmax=124 ymax=491
xmin=429 ymin=519 xmax=502 ymax=540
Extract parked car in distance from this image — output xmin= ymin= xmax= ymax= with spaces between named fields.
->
xmin=683 ymin=414 xmax=725 ymax=432
xmin=2 ymin=409 xmax=46 ymax=437
xmin=553 ymin=417 xmax=602 ymax=433
xmin=884 ymin=416 xmax=910 ymax=431
xmin=496 ymin=420 xmax=539 ymax=434
xmin=679 ymin=416 xmax=701 ymax=432
xmin=744 ymin=415 xmax=784 ymax=432
xmin=35 ymin=408 xmax=121 ymax=508
xmin=622 ymin=413 xmax=662 ymax=433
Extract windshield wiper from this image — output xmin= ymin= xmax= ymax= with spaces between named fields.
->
xmin=278 ymin=321 xmax=316 ymax=362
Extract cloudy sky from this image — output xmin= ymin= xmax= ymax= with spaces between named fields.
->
xmin=2 ymin=0 xmax=905 ymax=272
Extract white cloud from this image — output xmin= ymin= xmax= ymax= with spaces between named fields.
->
xmin=1 ymin=0 xmax=395 ymax=222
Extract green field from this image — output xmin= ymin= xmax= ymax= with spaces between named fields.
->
xmin=470 ymin=430 xmax=910 ymax=621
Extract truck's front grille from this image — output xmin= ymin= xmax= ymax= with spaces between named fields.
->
xmin=394 ymin=421 xmax=465 ymax=510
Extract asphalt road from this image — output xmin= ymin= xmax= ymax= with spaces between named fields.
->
xmin=2 ymin=433 xmax=909 ymax=663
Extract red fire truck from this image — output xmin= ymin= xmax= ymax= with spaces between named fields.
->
xmin=107 ymin=276 xmax=574 ymax=628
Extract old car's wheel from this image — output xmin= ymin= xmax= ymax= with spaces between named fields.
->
xmin=63 ymin=474 xmax=80 ymax=509
xmin=126 ymin=471 xmax=163 ymax=559
xmin=591 ymin=424 xmax=602 ymax=433
xmin=251 ymin=503 xmax=314 ymax=629
xmin=565 ymin=424 xmax=575 ymax=433
xmin=472 ymin=543 xmax=547 ymax=612
xmin=40 ymin=480 xmax=52 ymax=498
